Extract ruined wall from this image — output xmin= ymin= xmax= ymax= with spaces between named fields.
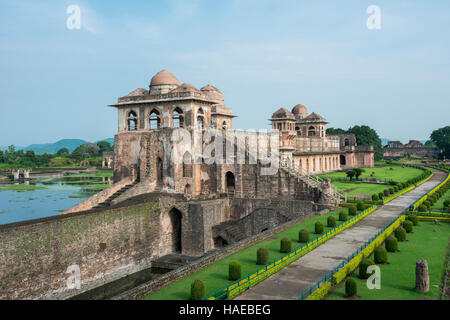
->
xmin=383 ymin=147 xmax=439 ymax=159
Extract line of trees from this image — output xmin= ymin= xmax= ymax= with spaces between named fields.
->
xmin=0 ymin=141 xmax=113 ymax=168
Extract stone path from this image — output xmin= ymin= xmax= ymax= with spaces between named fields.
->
xmin=236 ymin=168 xmax=447 ymax=300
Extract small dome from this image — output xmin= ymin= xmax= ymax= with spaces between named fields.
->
xmin=292 ymin=104 xmax=308 ymax=116
xmin=125 ymin=88 xmax=148 ymax=97
xmin=201 ymin=84 xmax=222 ymax=93
xmin=150 ymin=70 xmax=179 ymax=87
xmin=169 ymin=83 xmax=200 ymax=93
xmin=272 ymin=108 xmax=295 ymax=119
xmin=201 ymin=84 xmax=223 ymax=102
xmin=305 ymin=112 xmax=326 ymax=121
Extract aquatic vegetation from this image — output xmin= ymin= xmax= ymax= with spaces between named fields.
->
xmin=0 ymin=184 xmax=46 ymax=191
xmin=0 ymin=210 xmax=6 ymax=214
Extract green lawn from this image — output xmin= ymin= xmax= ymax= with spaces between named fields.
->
xmin=432 ymin=189 xmax=450 ymax=211
xmin=320 ymin=165 xmax=423 ymax=183
xmin=145 ymin=208 xmax=352 ymax=300
xmin=319 ymin=166 xmax=424 ymax=196
xmin=326 ymin=222 xmax=450 ymax=300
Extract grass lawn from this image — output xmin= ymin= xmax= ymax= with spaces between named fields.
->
xmin=432 ymin=189 xmax=450 ymax=211
xmin=326 ymin=221 xmax=450 ymax=300
xmin=319 ymin=165 xmax=424 ymax=196
xmin=145 ymin=208 xmax=353 ymax=300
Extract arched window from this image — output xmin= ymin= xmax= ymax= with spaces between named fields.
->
xmin=344 ymin=139 xmax=350 ymax=146
xmin=197 ymin=108 xmax=204 ymax=130
xmin=308 ymin=126 xmax=316 ymax=137
xmin=295 ymin=126 xmax=301 ymax=136
xmin=127 ymin=111 xmax=138 ymax=131
xmin=222 ymin=121 xmax=227 ymax=130
xmin=172 ymin=107 xmax=184 ymax=128
xmin=150 ymin=109 xmax=161 ymax=130
xmin=182 ymin=152 xmax=192 ymax=177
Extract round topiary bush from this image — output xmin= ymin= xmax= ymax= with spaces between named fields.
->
xmin=378 ymin=192 xmax=384 ymax=200
xmin=372 ymin=194 xmax=379 ymax=201
xmin=280 ymin=237 xmax=292 ymax=253
xmin=418 ymin=204 xmax=427 ymax=212
xmin=345 ymin=278 xmax=357 ymax=297
xmin=339 ymin=210 xmax=348 ymax=221
xmin=403 ymin=220 xmax=413 ymax=233
xmin=228 ymin=261 xmax=242 ymax=281
xmin=385 ymin=236 xmax=398 ymax=252
xmin=257 ymin=248 xmax=269 ymax=265
xmin=190 ymin=280 xmax=206 ymax=300
xmin=394 ymin=226 xmax=407 ymax=242
xmin=298 ymin=229 xmax=310 ymax=243
xmin=327 ymin=215 xmax=336 ymax=228
xmin=349 ymin=206 xmax=357 ymax=216
xmin=374 ymin=247 xmax=388 ymax=264
xmin=315 ymin=221 xmax=324 ymax=234
xmin=356 ymin=201 xmax=364 ymax=211
xmin=359 ymin=259 xmax=375 ymax=279
xmin=407 ymin=214 xmax=419 ymax=226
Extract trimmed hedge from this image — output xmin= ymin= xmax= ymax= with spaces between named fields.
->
xmin=315 ymin=221 xmax=324 ymax=234
xmin=257 ymin=248 xmax=269 ymax=265
xmin=402 ymin=220 xmax=413 ymax=233
xmin=229 ymin=261 xmax=242 ymax=281
xmin=356 ymin=200 xmax=364 ymax=211
xmin=359 ymin=259 xmax=375 ymax=279
xmin=298 ymin=229 xmax=310 ymax=243
xmin=327 ymin=215 xmax=336 ymax=228
xmin=345 ymin=278 xmax=357 ymax=297
xmin=339 ymin=210 xmax=348 ymax=221
xmin=190 ymin=280 xmax=206 ymax=300
xmin=280 ymin=238 xmax=292 ymax=253
xmin=348 ymin=206 xmax=357 ymax=216
xmin=394 ymin=226 xmax=407 ymax=241
xmin=385 ymin=236 xmax=398 ymax=252
xmin=374 ymin=247 xmax=388 ymax=264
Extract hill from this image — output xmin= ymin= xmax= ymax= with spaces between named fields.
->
xmin=1 ymin=138 xmax=114 ymax=154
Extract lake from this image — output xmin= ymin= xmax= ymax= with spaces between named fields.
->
xmin=0 ymin=170 xmax=113 ymax=225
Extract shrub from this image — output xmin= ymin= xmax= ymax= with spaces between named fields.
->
xmin=407 ymin=214 xmax=419 ymax=226
xmin=228 ymin=261 xmax=242 ymax=281
xmin=385 ymin=236 xmax=398 ymax=252
xmin=339 ymin=210 xmax=348 ymax=221
xmin=348 ymin=206 xmax=357 ymax=216
xmin=444 ymin=200 xmax=450 ymax=207
xmin=384 ymin=189 xmax=390 ymax=197
xmin=299 ymin=229 xmax=310 ymax=243
xmin=418 ymin=204 xmax=427 ymax=212
xmin=403 ymin=220 xmax=413 ymax=233
xmin=378 ymin=192 xmax=384 ymax=200
xmin=424 ymin=200 xmax=431 ymax=208
xmin=315 ymin=221 xmax=324 ymax=234
xmin=359 ymin=259 xmax=375 ymax=279
xmin=372 ymin=194 xmax=379 ymax=201
xmin=345 ymin=278 xmax=357 ymax=297
xmin=257 ymin=248 xmax=269 ymax=265
xmin=356 ymin=200 xmax=364 ymax=211
xmin=190 ymin=280 xmax=205 ymax=300
xmin=374 ymin=247 xmax=388 ymax=264
xmin=394 ymin=226 xmax=407 ymax=242
xmin=327 ymin=215 xmax=336 ymax=228
xmin=389 ymin=188 xmax=395 ymax=194
xmin=280 ymin=238 xmax=292 ymax=253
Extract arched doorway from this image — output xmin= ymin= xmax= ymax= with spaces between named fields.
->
xmin=184 ymin=184 xmax=192 ymax=196
xmin=225 ymin=171 xmax=235 ymax=195
xmin=168 ymin=208 xmax=182 ymax=253
xmin=340 ymin=155 xmax=346 ymax=166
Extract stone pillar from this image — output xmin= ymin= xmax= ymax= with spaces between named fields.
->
xmin=13 ymin=170 xmax=20 ymax=181
xmin=24 ymin=169 xmax=30 ymax=179
xmin=415 ymin=260 xmax=430 ymax=293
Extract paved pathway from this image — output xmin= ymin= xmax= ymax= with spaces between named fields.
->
xmin=236 ymin=168 xmax=447 ymax=300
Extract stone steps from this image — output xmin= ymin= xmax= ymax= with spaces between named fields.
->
xmin=92 ymin=181 xmax=138 ymax=209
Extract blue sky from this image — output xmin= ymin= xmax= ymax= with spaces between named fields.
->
xmin=0 ymin=0 xmax=449 ymax=146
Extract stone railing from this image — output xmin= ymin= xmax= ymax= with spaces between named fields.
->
xmin=118 ymin=91 xmax=210 ymax=103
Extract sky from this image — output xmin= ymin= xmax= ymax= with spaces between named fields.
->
xmin=0 ymin=0 xmax=449 ymax=146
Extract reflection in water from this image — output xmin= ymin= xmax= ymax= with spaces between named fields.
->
xmin=0 ymin=174 xmax=112 ymax=225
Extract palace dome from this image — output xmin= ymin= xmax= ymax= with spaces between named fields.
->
xmin=150 ymin=70 xmax=179 ymax=87
xmin=272 ymin=108 xmax=295 ymax=119
xmin=201 ymin=84 xmax=224 ymax=102
xmin=170 ymin=83 xmax=200 ymax=93
xmin=292 ymin=104 xmax=308 ymax=118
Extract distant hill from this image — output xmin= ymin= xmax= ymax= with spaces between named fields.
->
xmin=1 ymin=138 xmax=114 ymax=154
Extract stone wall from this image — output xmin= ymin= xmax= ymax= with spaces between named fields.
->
xmin=384 ymin=147 xmax=439 ymax=159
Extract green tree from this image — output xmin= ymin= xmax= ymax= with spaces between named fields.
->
xmin=347 ymin=125 xmax=383 ymax=161
xmin=56 ymin=147 xmax=69 ymax=155
xmin=71 ymin=143 xmax=100 ymax=159
xmin=430 ymin=126 xmax=450 ymax=158
xmin=326 ymin=127 xmax=347 ymax=135
xmin=354 ymin=168 xmax=365 ymax=179
xmin=96 ymin=141 xmax=113 ymax=154
xmin=7 ymin=145 xmax=16 ymax=154
xmin=346 ymin=169 xmax=356 ymax=181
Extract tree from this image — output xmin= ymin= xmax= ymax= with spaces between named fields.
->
xmin=7 ymin=145 xmax=16 ymax=154
xmin=354 ymin=168 xmax=365 ymax=179
xmin=424 ymin=140 xmax=437 ymax=148
xmin=326 ymin=127 xmax=347 ymax=135
xmin=347 ymin=125 xmax=383 ymax=161
xmin=96 ymin=141 xmax=113 ymax=154
xmin=56 ymin=147 xmax=69 ymax=155
xmin=71 ymin=143 xmax=100 ymax=159
xmin=430 ymin=126 xmax=450 ymax=159
xmin=346 ymin=169 xmax=356 ymax=181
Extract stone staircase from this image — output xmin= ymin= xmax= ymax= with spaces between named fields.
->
xmin=92 ymin=180 xmax=138 ymax=209
xmin=285 ymin=164 xmax=346 ymax=202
